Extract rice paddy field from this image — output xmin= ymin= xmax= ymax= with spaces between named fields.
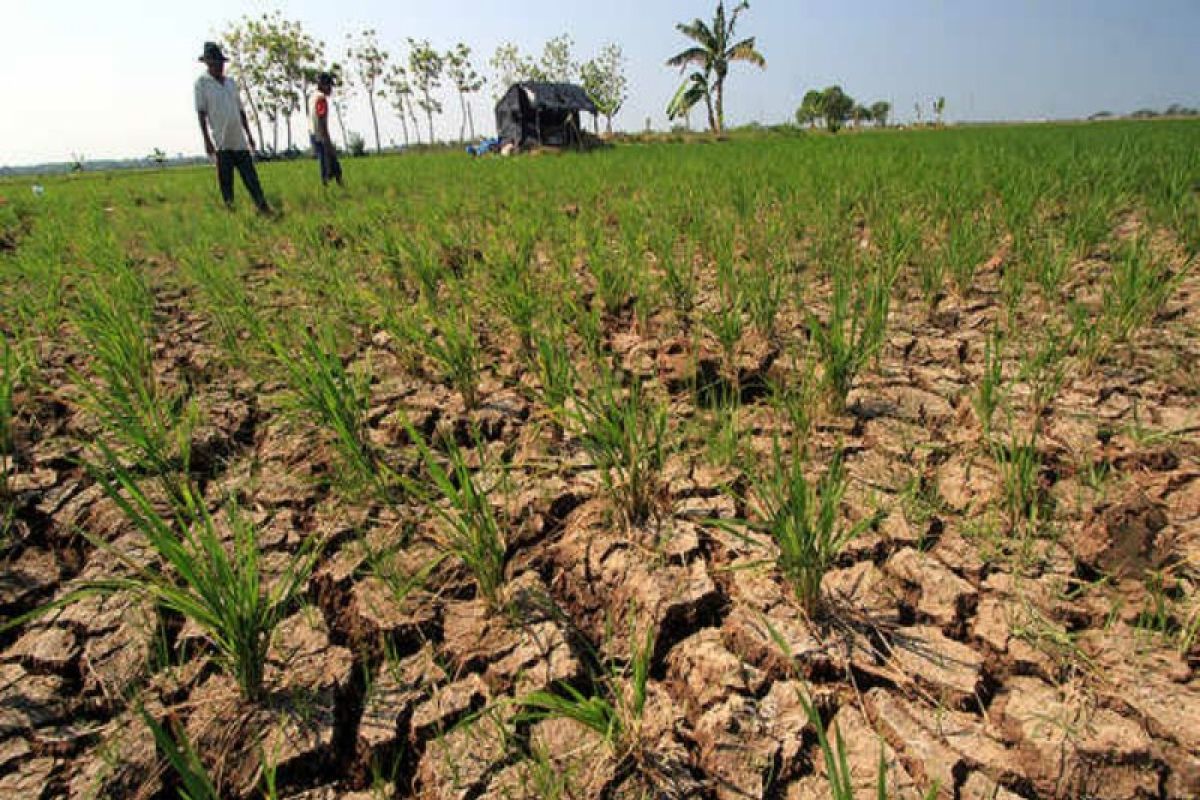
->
xmin=1 ymin=120 xmax=1199 ymax=799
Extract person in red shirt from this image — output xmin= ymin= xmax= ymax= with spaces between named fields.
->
xmin=309 ymin=73 xmax=344 ymax=187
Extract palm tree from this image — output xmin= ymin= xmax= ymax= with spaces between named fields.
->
xmin=666 ymin=1 xmax=765 ymax=134
xmin=667 ymin=69 xmax=715 ymax=131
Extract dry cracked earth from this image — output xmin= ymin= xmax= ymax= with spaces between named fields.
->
xmin=2 ymin=219 xmax=1199 ymax=800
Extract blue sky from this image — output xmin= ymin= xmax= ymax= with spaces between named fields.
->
xmin=3 ymin=0 xmax=1198 ymax=165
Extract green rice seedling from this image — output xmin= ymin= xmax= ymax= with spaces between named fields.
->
xmin=182 ymin=250 xmax=265 ymax=366
xmin=745 ymin=267 xmax=786 ymax=343
xmin=744 ymin=444 xmax=873 ymax=615
xmin=973 ymin=327 xmax=1006 ymax=441
xmin=0 ymin=335 xmax=20 ymax=496
xmin=401 ymin=419 xmax=507 ymax=611
xmin=766 ymin=622 xmax=939 ymax=800
xmin=273 ymin=325 xmax=396 ymax=503
xmin=519 ymin=616 xmax=656 ymax=756
xmin=809 ymin=263 xmax=892 ymax=413
xmin=399 ymin=229 xmax=446 ymax=304
xmin=519 ymin=682 xmax=622 ymax=750
xmin=1101 ymin=236 xmax=1177 ymax=343
xmin=530 ymin=325 xmax=577 ymax=418
xmin=702 ymin=286 xmax=746 ymax=398
xmin=422 ymin=305 xmax=483 ymax=410
xmin=942 ymin=215 xmax=993 ymax=298
xmin=571 ymin=374 xmax=669 ymax=528
xmin=141 ymin=709 xmax=219 ymax=800
xmin=72 ymin=271 xmax=198 ymax=512
xmin=589 ymin=234 xmax=636 ymax=318
xmin=992 ymin=420 xmax=1044 ymax=529
xmin=488 ymin=233 xmax=539 ymax=356
xmin=655 ymin=230 xmax=697 ymax=326
xmin=8 ymin=450 xmax=321 ymax=701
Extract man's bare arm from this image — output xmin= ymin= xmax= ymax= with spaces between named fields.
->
xmin=198 ymin=111 xmax=215 ymax=157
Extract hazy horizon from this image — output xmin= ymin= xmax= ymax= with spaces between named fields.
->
xmin=4 ymin=0 xmax=1199 ymax=167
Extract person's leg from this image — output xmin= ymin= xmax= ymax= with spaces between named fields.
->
xmin=328 ymin=145 xmax=343 ymax=186
xmin=312 ymin=136 xmax=328 ymax=185
xmin=233 ymin=151 xmax=270 ymax=211
xmin=216 ymin=151 xmax=235 ymax=206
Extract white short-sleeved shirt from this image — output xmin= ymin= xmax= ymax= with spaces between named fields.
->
xmin=195 ymin=74 xmax=249 ymax=151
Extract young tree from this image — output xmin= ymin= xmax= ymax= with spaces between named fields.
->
xmin=934 ymin=95 xmax=946 ymax=125
xmin=490 ymin=42 xmax=534 ymax=99
xmin=580 ymin=43 xmax=627 ymax=135
xmin=539 ymin=34 xmax=578 ymax=82
xmin=346 ymin=29 xmax=389 ymax=153
xmin=445 ymin=43 xmax=484 ymax=141
xmin=869 ymin=100 xmax=891 ymax=128
xmin=384 ymin=65 xmax=417 ymax=146
xmin=666 ymin=1 xmax=765 ymax=133
xmin=407 ymin=39 xmax=444 ymax=144
xmin=243 ymin=12 xmax=322 ymax=152
xmin=220 ymin=19 xmax=268 ymax=148
xmin=327 ymin=62 xmax=353 ymax=148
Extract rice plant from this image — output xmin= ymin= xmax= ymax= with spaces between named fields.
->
xmin=530 ymin=325 xmax=577 ymax=417
xmin=422 ymin=305 xmax=483 ymax=410
xmin=809 ymin=263 xmax=892 ymax=413
xmin=72 ymin=269 xmax=198 ymax=512
xmin=973 ymin=327 xmax=1006 ymax=441
xmin=1101 ymin=236 xmax=1177 ymax=343
xmin=141 ymin=709 xmax=219 ymax=800
xmin=519 ymin=617 xmax=656 ymax=756
xmin=992 ymin=420 xmax=1044 ymax=528
xmin=742 ymin=444 xmax=872 ymax=615
xmin=273 ymin=324 xmax=396 ymax=503
xmin=767 ymin=623 xmax=940 ymax=800
xmin=0 ymin=335 xmax=20 ymax=492
xmin=401 ymin=419 xmax=507 ymax=611
xmin=571 ymin=374 xmax=669 ymax=528
xmin=9 ymin=449 xmax=320 ymax=700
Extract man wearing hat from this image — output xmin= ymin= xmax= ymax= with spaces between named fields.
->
xmin=310 ymin=72 xmax=344 ymax=187
xmin=195 ymin=42 xmax=271 ymax=213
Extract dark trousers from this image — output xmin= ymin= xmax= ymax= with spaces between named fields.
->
xmin=216 ymin=150 xmax=268 ymax=210
xmin=312 ymin=137 xmax=343 ymax=185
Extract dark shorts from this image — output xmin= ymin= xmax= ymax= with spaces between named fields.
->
xmin=312 ymin=136 xmax=342 ymax=184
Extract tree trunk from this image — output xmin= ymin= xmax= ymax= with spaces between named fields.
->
xmin=424 ymin=91 xmax=435 ymax=143
xmin=606 ymin=114 xmax=613 ymax=135
xmin=467 ymin=103 xmax=475 ymax=140
xmin=714 ymin=79 xmax=724 ymax=134
xmin=368 ymin=90 xmax=382 ymax=153
xmin=272 ymin=117 xmax=279 ymax=154
xmin=242 ymin=87 xmax=266 ymax=151
xmin=334 ymin=101 xmax=349 ymax=149
xmin=411 ymin=106 xmax=423 ymax=144
xmin=704 ymin=93 xmax=716 ymax=134
xmin=398 ymin=102 xmax=410 ymax=147
xmin=284 ymin=112 xmax=293 ymax=151
xmin=458 ymin=91 xmax=467 ymax=142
